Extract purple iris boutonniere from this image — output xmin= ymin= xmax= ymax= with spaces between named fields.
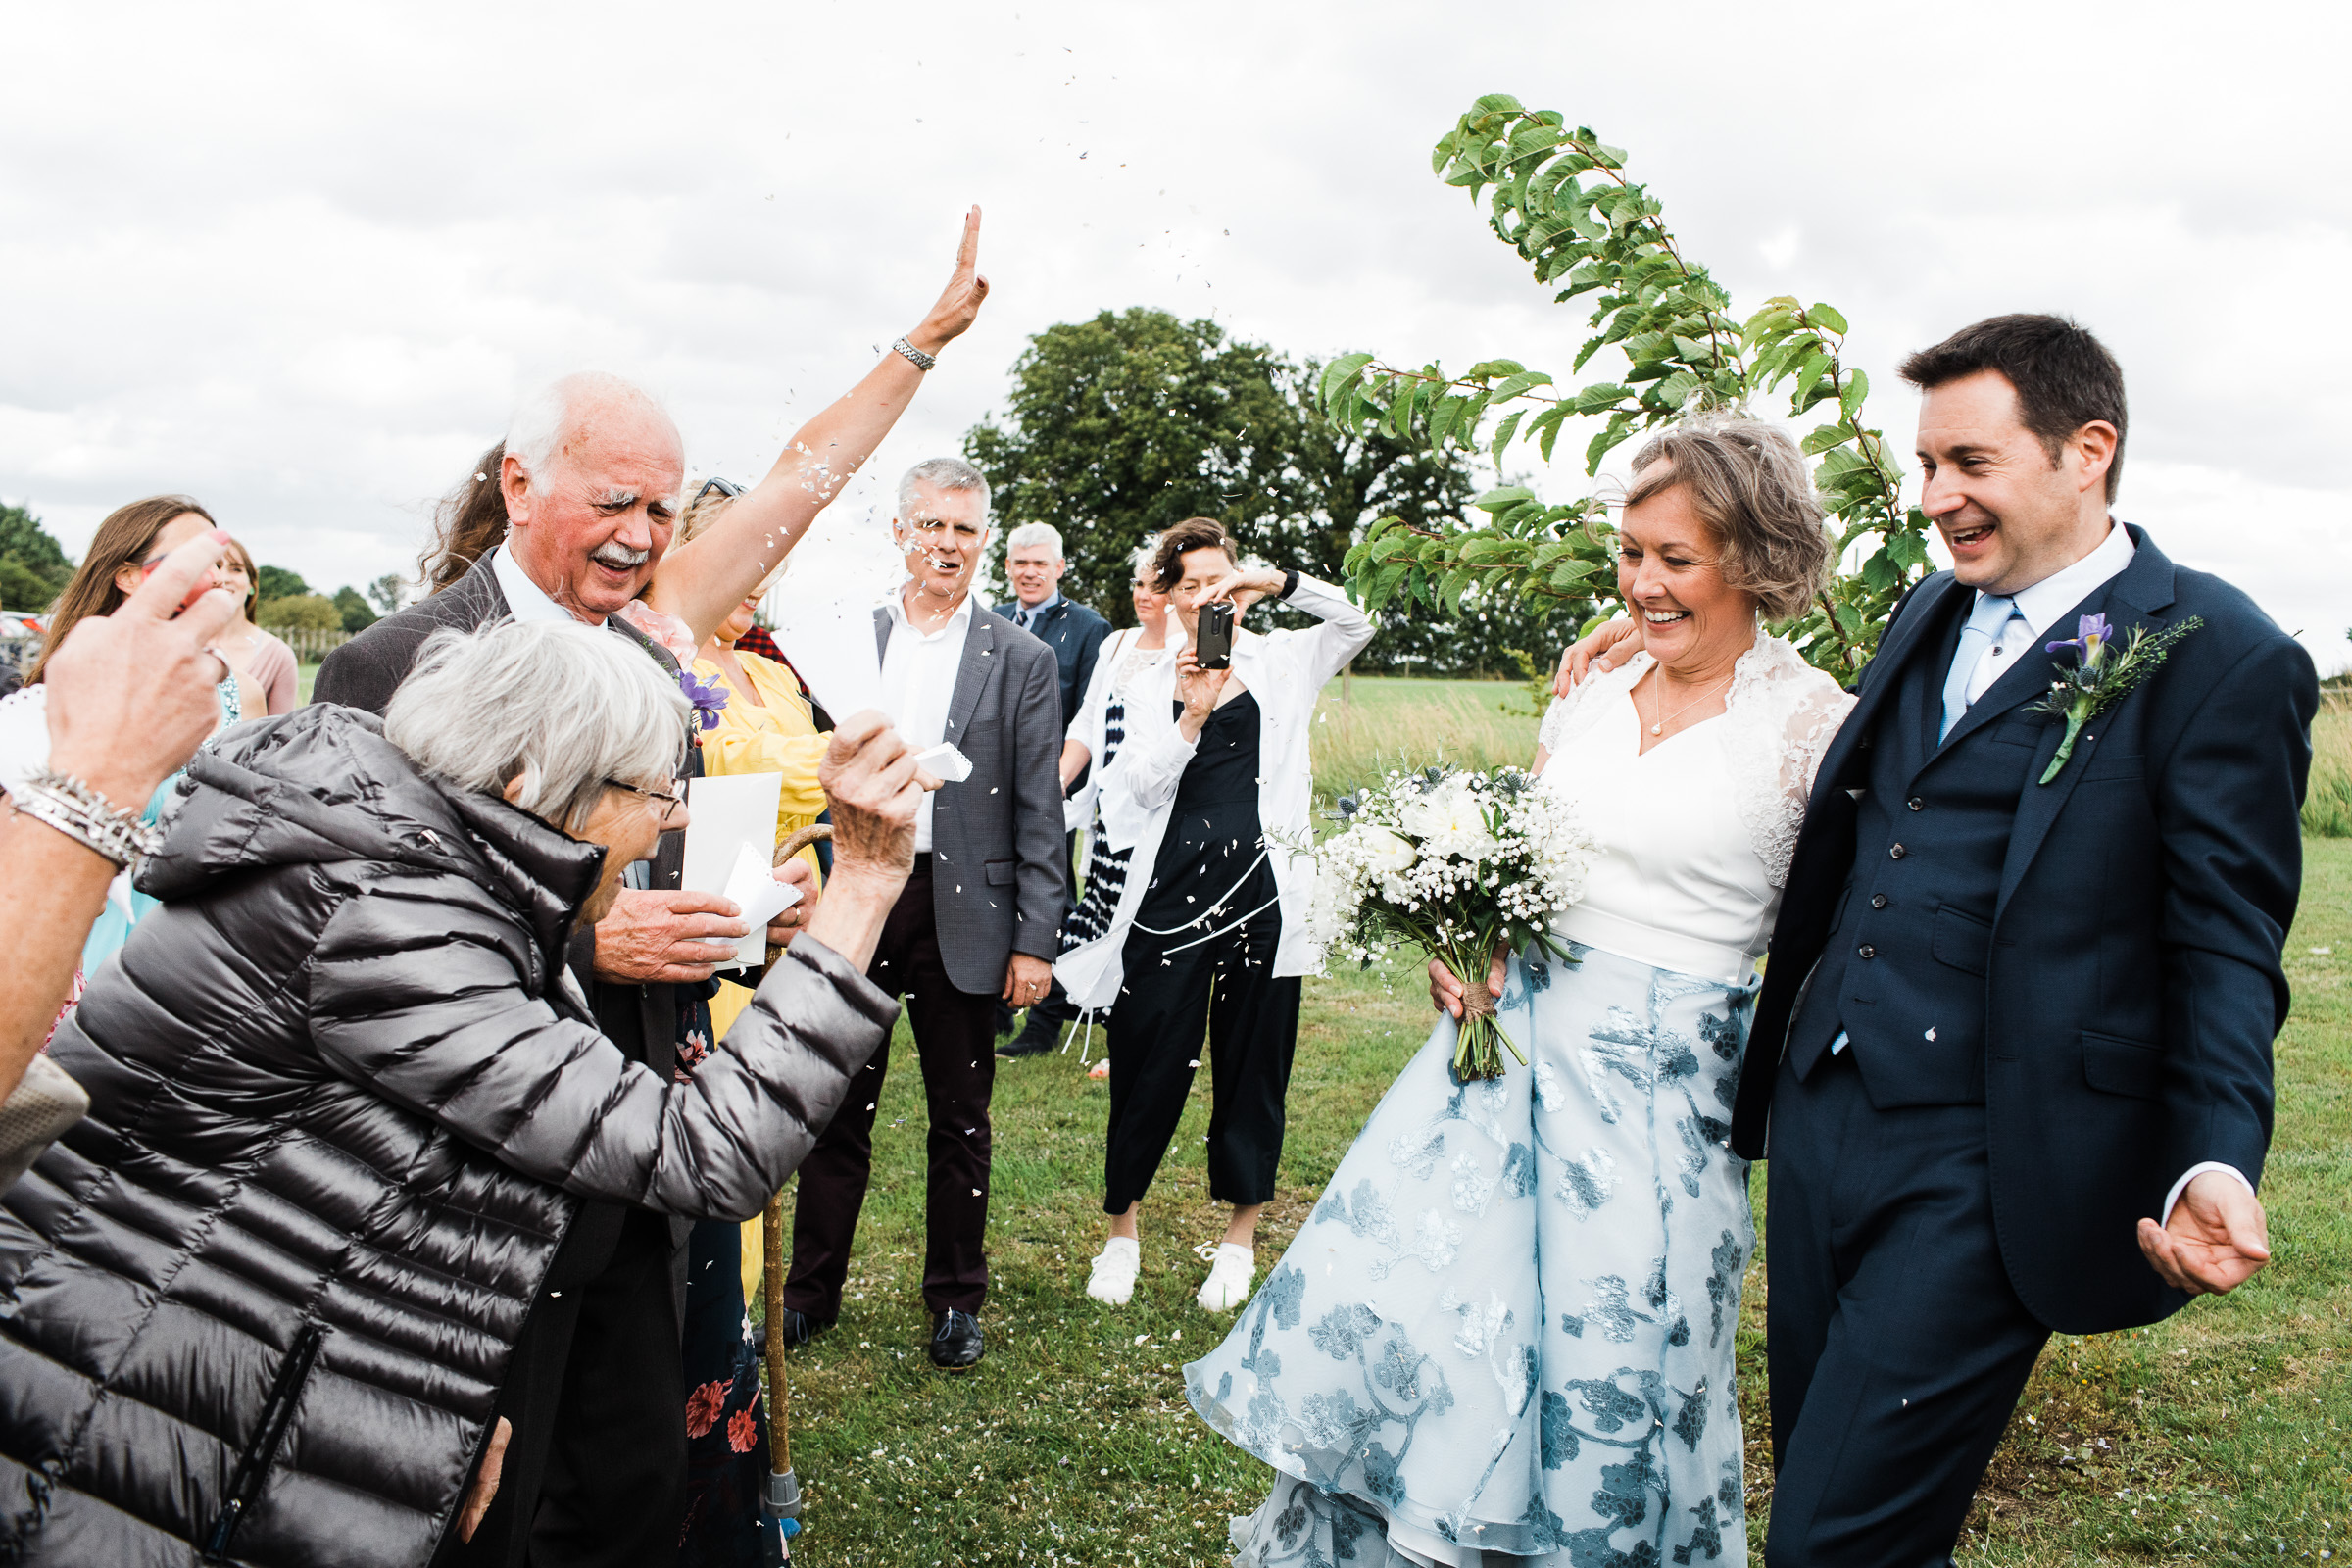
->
xmin=679 ymin=668 xmax=730 ymax=733
xmin=2029 ymin=612 xmax=2203 ymax=784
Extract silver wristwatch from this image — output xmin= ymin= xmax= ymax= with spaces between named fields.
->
xmin=11 ymin=768 xmax=163 ymax=867
xmin=891 ymin=336 xmax=937 ymax=372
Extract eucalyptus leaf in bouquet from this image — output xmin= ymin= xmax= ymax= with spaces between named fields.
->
xmin=1300 ymin=763 xmax=1595 ymax=1080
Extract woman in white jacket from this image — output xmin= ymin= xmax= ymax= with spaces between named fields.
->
xmin=1057 ymin=517 xmax=1373 ymax=1312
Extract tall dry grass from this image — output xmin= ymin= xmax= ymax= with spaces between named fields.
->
xmin=1309 ymin=686 xmax=1542 ymax=801
xmin=2303 ymin=693 xmax=2352 ymax=838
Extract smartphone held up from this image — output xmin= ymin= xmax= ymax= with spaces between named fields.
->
xmin=1195 ymin=601 xmax=1234 ymax=670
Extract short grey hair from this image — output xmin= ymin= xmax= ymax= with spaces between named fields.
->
xmin=896 ymin=457 xmax=991 ymax=523
xmin=1623 ymin=414 xmax=1833 ymax=621
xmin=1004 ymin=522 xmax=1063 ymax=560
xmin=383 ymin=619 xmax=689 ymax=834
xmin=505 ymin=371 xmax=680 ymax=481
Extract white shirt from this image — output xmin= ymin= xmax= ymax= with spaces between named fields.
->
xmin=1938 ymin=520 xmax=2250 ymax=1224
xmin=881 ymin=590 xmax=975 ymax=852
xmin=1952 ymin=520 xmax=2136 ymax=705
xmin=489 ymin=544 xmax=591 ymax=625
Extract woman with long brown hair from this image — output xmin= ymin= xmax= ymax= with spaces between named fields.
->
xmin=8 ymin=495 xmax=244 ymax=973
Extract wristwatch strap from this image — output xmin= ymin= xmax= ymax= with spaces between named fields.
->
xmin=892 ymin=337 xmax=937 ymax=372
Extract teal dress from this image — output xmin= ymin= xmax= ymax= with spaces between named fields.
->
xmin=78 ymin=675 xmax=241 ymax=975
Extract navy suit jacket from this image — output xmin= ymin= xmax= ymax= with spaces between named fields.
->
xmin=996 ymin=596 xmax=1111 ymax=730
xmin=1738 ymin=526 xmax=2317 ymax=1333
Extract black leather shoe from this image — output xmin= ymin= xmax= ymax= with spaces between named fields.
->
xmin=774 ymin=1307 xmax=833 ymax=1348
xmin=996 ymin=1018 xmax=1059 ymax=1058
xmin=928 ymin=1309 xmax=984 ymax=1370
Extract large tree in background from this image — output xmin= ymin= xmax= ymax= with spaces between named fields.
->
xmin=963 ymin=308 xmax=1293 ymax=615
xmin=963 ymin=308 xmax=1575 ymax=671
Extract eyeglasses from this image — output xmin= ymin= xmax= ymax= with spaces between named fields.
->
xmin=604 ymin=778 xmax=683 ymax=826
xmin=693 ymin=476 xmax=745 ymax=506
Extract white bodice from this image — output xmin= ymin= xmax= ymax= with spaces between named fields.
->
xmin=1535 ymin=633 xmax=1852 ymax=981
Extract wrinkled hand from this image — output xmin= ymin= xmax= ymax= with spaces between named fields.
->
xmin=458 ymin=1418 xmax=511 ymax=1544
xmin=764 ymin=858 xmax=819 ymax=949
xmin=1197 ymin=564 xmax=1288 ymax=616
xmin=1174 ymin=648 xmax=1231 ymax=738
xmin=1003 ymin=952 xmax=1054 ymax=1005
xmin=1427 ymin=951 xmax=1508 ymax=1019
xmin=1551 ymin=617 xmax=1643 ymax=698
xmin=42 ymin=526 xmax=239 ymax=808
xmin=592 ymin=890 xmax=749 ymax=984
xmin=905 ymin=206 xmax=990 ymax=356
xmin=2138 ymin=1172 xmax=2272 ymax=1297
xmin=819 ymin=711 xmax=935 ymax=885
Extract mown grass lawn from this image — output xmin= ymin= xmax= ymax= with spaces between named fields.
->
xmin=758 ymin=840 xmax=2352 ymax=1566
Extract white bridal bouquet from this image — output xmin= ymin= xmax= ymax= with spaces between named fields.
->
xmin=1303 ymin=764 xmax=1595 ymax=1081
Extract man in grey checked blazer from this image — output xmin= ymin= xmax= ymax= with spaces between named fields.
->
xmin=777 ymin=458 xmax=1064 ymax=1371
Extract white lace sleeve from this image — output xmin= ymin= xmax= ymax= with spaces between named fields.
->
xmin=1719 ymin=636 xmax=1854 ymax=888
xmin=1538 ymin=654 xmax=1651 ymax=760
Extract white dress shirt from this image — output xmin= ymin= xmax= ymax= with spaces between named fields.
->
xmin=1951 ymin=519 xmax=2136 ymax=705
xmin=489 ymin=544 xmax=590 ymax=625
xmin=881 ymin=590 xmax=975 ymax=853
xmin=1912 ymin=521 xmax=2249 ymax=1224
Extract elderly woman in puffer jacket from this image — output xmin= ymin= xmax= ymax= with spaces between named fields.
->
xmin=0 ymin=618 xmax=932 ymax=1568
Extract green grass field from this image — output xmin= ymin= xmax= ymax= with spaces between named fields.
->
xmin=756 ymin=838 xmax=2351 ymax=1563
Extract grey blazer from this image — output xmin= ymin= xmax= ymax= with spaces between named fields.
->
xmin=876 ymin=603 xmax=1067 ymax=994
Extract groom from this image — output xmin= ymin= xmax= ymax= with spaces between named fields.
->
xmin=1736 ymin=316 xmax=2316 ymax=1563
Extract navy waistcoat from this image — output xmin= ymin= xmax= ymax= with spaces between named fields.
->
xmin=1788 ymin=593 xmax=2053 ymax=1105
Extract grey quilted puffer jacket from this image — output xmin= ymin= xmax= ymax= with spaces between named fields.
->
xmin=0 ymin=705 xmax=897 ymax=1567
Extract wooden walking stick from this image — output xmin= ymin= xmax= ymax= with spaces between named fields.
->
xmin=761 ymin=824 xmax=829 ymax=1555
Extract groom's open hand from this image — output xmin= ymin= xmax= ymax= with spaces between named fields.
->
xmin=2138 ymin=1172 xmax=2272 ymax=1296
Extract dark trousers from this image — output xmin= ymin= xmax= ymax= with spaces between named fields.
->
xmin=1102 ymin=907 xmax=1299 ymax=1213
xmin=1764 ymin=1050 xmax=2049 ymax=1567
xmin=784 ymin=860 xmax=998 ymax=1317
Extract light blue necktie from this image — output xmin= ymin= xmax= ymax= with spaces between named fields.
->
xmin=1940 ymin=593 xmax=2021 ymax=742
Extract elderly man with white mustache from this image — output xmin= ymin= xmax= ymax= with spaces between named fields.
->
xmin=314 ymin=209 xmax=989 ymax=1568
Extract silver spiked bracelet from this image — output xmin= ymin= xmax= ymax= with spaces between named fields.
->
xmin=891 ymin=336 xmax=937 ymax=372
xmin=11 ymin=768 xmax=162 ymax=868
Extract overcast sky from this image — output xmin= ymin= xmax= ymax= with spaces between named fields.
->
xmin=5 ymin=0 xmax=2347 ymax=662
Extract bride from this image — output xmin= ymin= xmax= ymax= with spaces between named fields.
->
xmin=1184 ymin=414 xmax=1853 ymax=1567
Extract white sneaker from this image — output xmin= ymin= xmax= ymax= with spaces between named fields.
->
xmin=1087 ymin=1237 xmax=1140 ymax=1305
xmin=1196 ymin=1242 xmax=1256 ymax=1311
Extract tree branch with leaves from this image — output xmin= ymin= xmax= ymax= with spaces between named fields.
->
xmin=1323 ymin=94 xmax=1935 ymax=675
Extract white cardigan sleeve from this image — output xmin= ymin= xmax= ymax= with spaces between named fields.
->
xmin=1278 ymin=574 xmax=1376 ymax=688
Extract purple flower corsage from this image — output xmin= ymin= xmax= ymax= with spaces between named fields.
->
xmin=679 ymin=668 xmax=730 ymax=733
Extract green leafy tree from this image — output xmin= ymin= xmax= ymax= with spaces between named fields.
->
xmin=366 ymin=573 xmax=406 ymax=615
xmin=256 ymin=593 xmax=341 ymax=632
xmin=964 ymin=311 xmax=1566 ymax=671
xmin=255 ymin=565 xmax=311 ymax=602
xmin=963 ymin=308 xmax=1296 ymax=618
xmin=331 ymin=586 xmax=377 ymax=633
xmin=1320 ymin=94 xmax=1934 ymax=677
xmin=0 ymin=503 xmax=74 ymax=610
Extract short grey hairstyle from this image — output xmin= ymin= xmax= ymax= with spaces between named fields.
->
xmin=896 ymin=457 xmax=991 ymax=523
xmin=505 ymin=371 xmax=681 ymax=481
xmin=1004 ymin=522 xmax=1063 ymax=560
xmin=383 ymin=619 xmax=689 ymax=834
xmin=1622 ymin=414 xmax=1833 ymax=621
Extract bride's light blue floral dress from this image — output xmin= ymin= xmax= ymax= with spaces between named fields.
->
xmin=1186 ymin=635 xmax=1850 ymax=1567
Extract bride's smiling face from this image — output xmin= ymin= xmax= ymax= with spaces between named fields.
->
xmin=1616 ymin=468 xmax=1759 ymax=675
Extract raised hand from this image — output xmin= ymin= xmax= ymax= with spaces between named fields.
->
xmin=2137 ymin=1171 xmax=2272 ymax=1297
xmin=1197 ymin=564 xmax=1288 ymax=616
xmin=1551 ymin=616 xmax=1644 ymax=697
xmin=906 ymin=206 xmax=990 ymax=356
xmin=1174 ymin=647 xmax=1230 ymax=740
xmin=42 ymin=526 xmax=240 ymax=809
